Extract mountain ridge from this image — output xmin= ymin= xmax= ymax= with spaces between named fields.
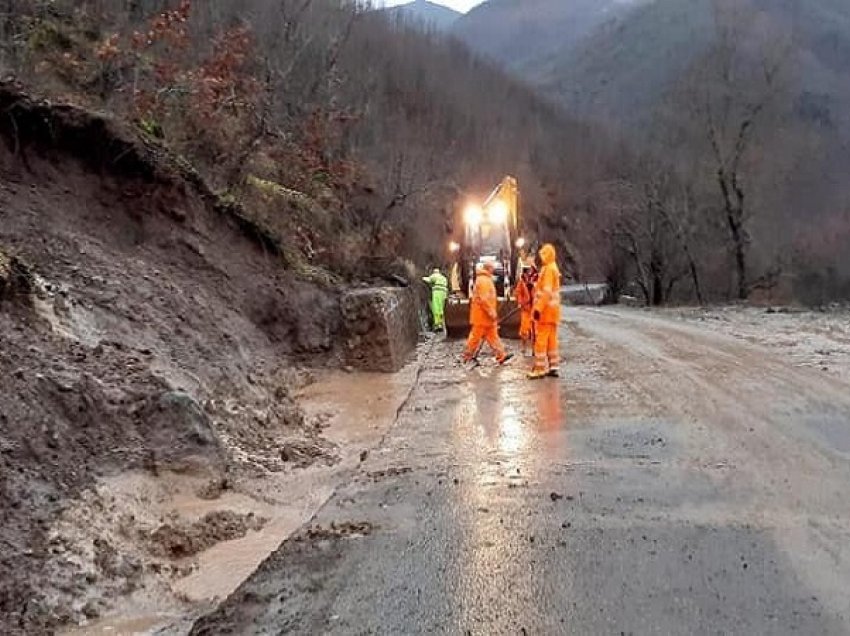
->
xmin=384 ymin=0 xmax=462 ymax=32
xmin=452 ymin=0 xmax=641 ymax=73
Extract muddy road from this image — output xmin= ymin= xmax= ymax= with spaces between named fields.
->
xmin=193 ymin=307 xmax=850 ymax=635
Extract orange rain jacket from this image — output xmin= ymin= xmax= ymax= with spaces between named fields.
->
xmin=470 ymin=269 xmax=499 ymax=326
xmin=534 ymin=244 xmax=561 ymax=325
xmin=516 ymin=277 xmax=532 ymax=310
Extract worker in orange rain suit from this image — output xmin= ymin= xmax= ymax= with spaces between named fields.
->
xmin=462 ymin=262 xmax=514 ymax=365
xmin=528 ymin=243 xmax=562 ymax=379
xmin=516 ymin=259 xmax=538 ymax=357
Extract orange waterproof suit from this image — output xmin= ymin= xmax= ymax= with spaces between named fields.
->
xmin=516 ymin=275 xmax=534 ymax=351
xmin=532 ymin=244 xmax=561 ymax=374
xmin=463 ymin=268 xmax=508 ymax=363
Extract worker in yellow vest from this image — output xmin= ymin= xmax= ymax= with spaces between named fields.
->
xmin=422 ymin=267 xmax=449 ymax=331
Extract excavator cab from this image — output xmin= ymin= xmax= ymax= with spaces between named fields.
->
xmin=444 ymin=176 xmax=525 ymax=339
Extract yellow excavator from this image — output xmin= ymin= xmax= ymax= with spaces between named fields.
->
xmin=444 ymin=175 xmax=526 ymax=339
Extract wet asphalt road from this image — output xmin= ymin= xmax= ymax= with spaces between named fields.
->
xmin=192 ymin=308 xmax=850 ymax=635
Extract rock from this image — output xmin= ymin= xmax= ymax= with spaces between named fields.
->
xmin=340 ymin=287 xmax=419 ymax=372
xmin=81 ymin=601 xmax=100 ymax=620
xmin=550 ymin=492 xmax=564 ymax=501
xmin=280 ymin=440 xmax=329 ymax=468
xmin=0 ymin=247 xmax=33 ymax=305
xmin=140 ymin=391 xmax=224 ymax=473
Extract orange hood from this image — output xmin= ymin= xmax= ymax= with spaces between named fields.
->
xmin=539 ymin=244 xmax=557 ymax=266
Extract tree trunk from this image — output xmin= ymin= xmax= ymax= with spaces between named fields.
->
xmin=687 ymin=255 xmax=704 ymax=305
xmin=727 ymin=213 xmax=748 ymax=300
xmin=718 ymin=169 xmax=749 ymax=301
xmin=650 ymin=247 xmax=664 ymax=306
xmin=652 ymin=270 xmax=664 ymax=306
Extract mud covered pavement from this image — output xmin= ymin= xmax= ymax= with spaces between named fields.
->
xmin=194 ymin=307 xmax=850 ymax=634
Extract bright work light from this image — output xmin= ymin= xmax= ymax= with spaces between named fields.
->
xmin=487 ymin=199 xmax=509 ymax=225
xmin=463 ymin=204 xmax=483 ymax=228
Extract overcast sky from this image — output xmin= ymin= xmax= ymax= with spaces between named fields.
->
xmin=380 ymin=0 xmax=485 ymax=13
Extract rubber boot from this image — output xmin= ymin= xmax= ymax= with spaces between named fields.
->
xmin=528 ymin=369 xmax=547 ymax=380
xmin=547 ymin=368 xmax=560 ymax=378
xmin=498 ymin=353 xmax=514 ymax=366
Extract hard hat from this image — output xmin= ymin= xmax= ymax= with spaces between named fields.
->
xmin=432 ymin=267 xmax=440 ymax=273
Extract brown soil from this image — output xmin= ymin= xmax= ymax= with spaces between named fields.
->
xmin=295 ymin=521 xmax=375 ymax=542
xmin=0 ymin=82 xmax=344 ymax=634
xmin=147 ymin=511 xmax=268 ymax=560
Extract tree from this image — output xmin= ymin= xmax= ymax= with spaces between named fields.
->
xmin=682 ymin=0 xmax=792 ymax=300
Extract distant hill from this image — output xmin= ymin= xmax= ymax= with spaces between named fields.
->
xmin=457 ymin=0 xmax=850 ymax=135
xmin=535 ymin=0 xmax=714 ymax=125
xmin=385 ymin=0 xmax=462 ymax=32
xmin=541 ymin=0 xmax=850 ymax=132
xmin=452 ymin=0 xmax=640 ymax=74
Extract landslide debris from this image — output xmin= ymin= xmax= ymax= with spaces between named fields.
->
xmin=147 ymin=511 xmax=268 ymax=560
xmin=0 ymin=83 xmax=344 ymax=634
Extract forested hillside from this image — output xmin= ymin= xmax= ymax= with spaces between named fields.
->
xmin=457 ymin=0 xmax=850 ymax=304
xmin=0 ymin=0 xmax=617 ymax=279
xmin=3 ymin=0 xmax=850 ymax=303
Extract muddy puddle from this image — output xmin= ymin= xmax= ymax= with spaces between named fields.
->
xmin=61 ymin=366 xmax=418 ymax=635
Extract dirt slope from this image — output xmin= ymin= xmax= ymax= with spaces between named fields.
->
xmin=0 ymin=83 xmax=342 ymax=633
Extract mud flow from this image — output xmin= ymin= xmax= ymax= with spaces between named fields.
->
xmin=57 ymin=368 xmax=417 ymax=635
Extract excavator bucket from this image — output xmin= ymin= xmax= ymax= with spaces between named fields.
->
xmin=445 ymin=297 xmax=470 ymax=339
xmin=444 ymin=297 xmax=522 ymax=340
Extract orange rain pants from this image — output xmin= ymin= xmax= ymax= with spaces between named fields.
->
xmin=533 ymin=323 xmax=560 ymax=372
xmin=463 ymin=269 xmax=508 ymax=363
xmin=516 ymin=280 xmax=534 ymax=352
xmin=464 ymin=325 xmax=507 ymax=362
xmin=532 ymin=244 xmax=562 ymax=372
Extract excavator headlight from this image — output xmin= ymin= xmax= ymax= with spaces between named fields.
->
xmin=463 ymin=204 xmax=483 ymax=228
xmin=487 ymin=200 xmax=509 ymax=225
xmin=515 ymin=237 xmax=526 ymax=249
xmin=449 ymin=241 xmax=460 ymax=253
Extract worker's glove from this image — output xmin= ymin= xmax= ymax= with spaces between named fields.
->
xmin=489 ymin=312 xmax=498 ymax=322
xmin=533 ymin=310 xmax=541 ymax=322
